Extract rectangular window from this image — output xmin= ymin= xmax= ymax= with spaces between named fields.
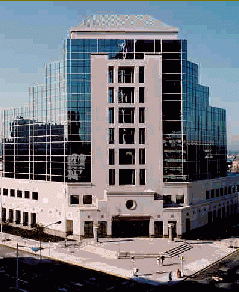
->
xmin=108 ymin=66 xmax=114 ymax=83
xmin=17 ymin=190 xmax=22 ymax=198
xmin=109 ymin=149 xmax=115 ymax=165
xmin=119 ymin=149 xmax=135 ymax=165
xmin=216 ymin=189 xmax=219 ymax=197
xmin=176 ymin=195 xmax=184 ymax=204
xmin=206 ymin=191 xmax=210 ymax=200
xmin=139 ymin=108 xmax=145 ymax=123
xmin=109 ymin=169 xmax=115 ymax=185
xmin=109 ymin=128 xmax=114 ymax=144
xmin=139 ymin=149 xmax=145 ymax=164
xmin=83 ymin=195 xmax=92 ymax=204
xmin=139 ymin=87 xmax=144 ymax=103
xmin=3 ymin=188 xmax=8 ymax=196
xmin=9 ymin=209 xmax=14 ymax=223
xmin=139 ymin=66 xmax=144 ymax=83
xmin=108 ymin=87 xmax=114 ymax=103
xmin=2 ymin=207 xmax=6 ymax=222
xmin=24 ymin=191 xmax=30 ymax=199
xmin=108 ymin=108 xmax=114 ymax=123
xmin=139 ymin=128 xmax=145 ymax=144
xmin=119 ymin=128 xmax=135 ymax=144
xmin=119 ymin=169 xmax=135 ymax=185
xmin=70 ymin=195 xmax=79 ymax=205
xmin=211 ymin=189 xmax=214 ymax=198
xmin=32 ymin=192 xmax=38 ymax=200
xmin=118 ymin=108 xmax=134 ymax=123
xmin=118 ymin=87 xmax=134 ymax=103
xmin=10 ymin=189 xmax=15 ymax=197
xmin=139 ymin=169 xmax=146 ymax=185
xmin=163 ymin=195 xmax=172 ymax=205
xmin=220 ymin=188 xmax=224 ymax=196
xmin=118 ymin=67 xmax=134 ymax=83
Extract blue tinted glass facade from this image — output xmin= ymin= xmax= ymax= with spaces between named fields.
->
xmin=2 ymin=36 xmax=227 ymax=183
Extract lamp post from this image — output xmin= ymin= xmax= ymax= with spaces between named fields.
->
xmin=0 ymin=196 xmax=2 ymax=242
xmin=39 ymin=220 xmax=62 ymax=259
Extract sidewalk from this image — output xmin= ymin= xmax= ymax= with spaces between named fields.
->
xmin=0 ymin=232 xmax=238 ymax=286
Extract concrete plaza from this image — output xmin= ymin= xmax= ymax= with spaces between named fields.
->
xmin=1 ymin=232 xmax=238 ymax=285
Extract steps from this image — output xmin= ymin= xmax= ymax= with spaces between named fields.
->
xmin=118 ymin=243 xmax=193 ymax=259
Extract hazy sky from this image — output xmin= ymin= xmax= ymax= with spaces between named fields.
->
xmin=0 ymin=1 xmax=239 ymax=149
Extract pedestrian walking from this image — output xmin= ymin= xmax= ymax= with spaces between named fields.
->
xmin=168 ymin=270 xmax=172 ymax=282
xmin=161 ymin=255 xmax=165 ymax=266
xmin=133 ymin=267 xmax=139 ymax=277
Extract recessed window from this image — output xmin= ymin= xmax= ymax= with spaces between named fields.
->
xmin=108 ymin=66 xmax=114 ymax=83
xmin=118 ymin=67 xmax=134 ymax=83
xmin=139 ymin=66 xmax=144 ymax=83
xmin=32 ymin=192 xmax=38 ymax=200
xmin=70 ymin=195 xmax=79 ymax=205
xmin=139 ymin=108 xmax=145 ymax=123
xmin=139 ymin=149 xmax=145 ymax=164
xmin=10 ymin=189 xmax=15 ymax=197
xmin=17 ymin=190 xmax=22 ymax=198
xmin=139 ymin=87 xmax=144 ymax=103
xmin=119 ymin=128 xmax=135 ymax=144
xmin=109 ymin=169 xmax=115 ymax=185
xmin=118 ymin=108 xmax=134 ymax=123
xmin=83 ymin=195 xmax=92 ymax=205
xmin=176 ymin=195 xmax=184 ymax=204
xmin=24 ymin=191 xmax=30 ymax=199
xmin=108 ymin=87 xmax=114 ymax=103
xmin=108 ymin=128 xmax=114 ymax=144
xmin=118 ymin=87 xmax=134 ymax=103
xmin=109 ymin=149 xmax=115 ymax=165
xmin=139 ymin=169 xmax=145 ymax=185
xmin=139 ymin=128 xmax=145 ymax=144
xmin=108 ymin=108 xmax=114 ymax=123
xmin=3 ymin=188 xmax=8 ymax=196
xmin=119 ymin=149 xmax=135 ymax=165
xmin=206 ymin=191 xmax=210 ymax=200
xmin=163 ymin=195 xmax=172 ymax=205
xmin=119 ymin=169 xmax=135 ymax=185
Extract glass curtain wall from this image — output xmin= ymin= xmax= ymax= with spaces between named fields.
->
xmin=2 ymin=37 xmax=226 ymax=183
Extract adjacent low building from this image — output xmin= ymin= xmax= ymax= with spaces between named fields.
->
xmin=0 ymin=15 xmax=238 ymax=239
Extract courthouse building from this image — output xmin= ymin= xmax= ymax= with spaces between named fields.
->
xmin=0 ymin=15 xmax=238 ymax=239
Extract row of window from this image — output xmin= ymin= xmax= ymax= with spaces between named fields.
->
xmin=108 ymin=87 xmax=145 ymax=103
xmin=70 ymin=194 xmax=92 ymax=205
xmin=1 ymin=188 xmax=38 ymax=200
xmin=108 ymin=128 xmax=145 ymax=144
xmin=163 ymin=195 xmax=184 ymax=205
xmin=206 ymin=185 xmax=238 ymax=200
xmin=1 ymin=208 xmax=37 ymax=226
xmin=108 ymin=107 xmax=145 ymax=123
xmin=108 ymin=66 xmax=144 ymax=84
xmin=109 ymin=169 xmax=145 ymax=185
xmin=109 ymin=148 xmax=145 ymax=165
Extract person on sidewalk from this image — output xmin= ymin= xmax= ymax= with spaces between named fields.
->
xmin=168 ymin=270 xmax=172 ymax=282
xmin=133 ymin=267 xmax=139 ymax=277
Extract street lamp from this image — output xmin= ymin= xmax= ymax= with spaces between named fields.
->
xmin=16 ymin=243 xmax=41 ymax=289
xmin=39 ymin=221 xmax=62 ymax=259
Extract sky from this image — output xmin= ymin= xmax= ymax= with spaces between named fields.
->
xmin=0 ymin=1 xmax=239 ymax=150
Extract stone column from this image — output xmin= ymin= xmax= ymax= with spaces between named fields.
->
xmin=93 ymin=221 xmax=99 ymax=243
xmin=149 ymin=218 xmax=154 ymax=237
xmin=168 ymin=223 xmax=174 ymax=241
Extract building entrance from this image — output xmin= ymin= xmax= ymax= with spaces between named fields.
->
xmin=154 ymin=221 xmax=163 ymax=237
xmin=112 ymin=216 xmax=150 ymax=238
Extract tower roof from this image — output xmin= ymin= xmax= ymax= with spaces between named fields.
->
xmin=71 ymin=15 xmax=178 ymax=33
